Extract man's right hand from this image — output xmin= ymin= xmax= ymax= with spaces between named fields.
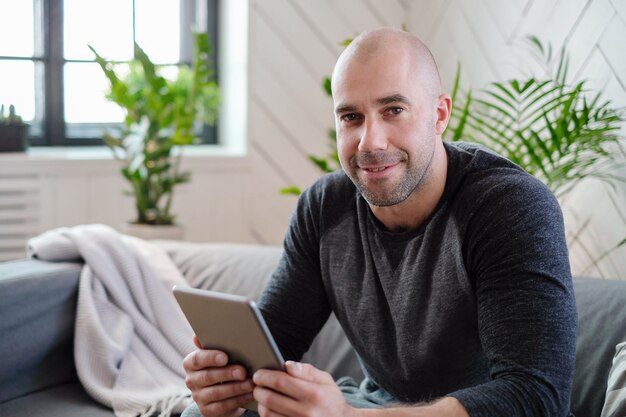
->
xmin=183 ymin=335 xmax=255 ymax=417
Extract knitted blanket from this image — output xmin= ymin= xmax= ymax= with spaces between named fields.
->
xmin=27 ymin=224 xmax=196 ymax=417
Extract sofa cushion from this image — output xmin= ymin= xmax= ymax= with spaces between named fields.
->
xmin=0 ymin=382 xmax=114 ymax=417
xmin=156 ymin=241 xmax=281 ymax=297
xmin=571 ymin=278 xmax=626 ymax=417
xmin=156 ymin=241 xmax=364 ymax=381
xmin=0 ymin=259 xmax=82 ymax=403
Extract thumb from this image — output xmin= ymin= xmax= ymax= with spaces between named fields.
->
xmin=285 ymin=361 xmax=334 ymax=384
xmin=192 ymin=334 xmax=202 ymax=349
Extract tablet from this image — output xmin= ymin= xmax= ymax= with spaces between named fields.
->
xmin=172 ymin=286 xmax=285 ymax=411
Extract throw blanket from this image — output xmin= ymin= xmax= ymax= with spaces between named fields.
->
xmin=27 ymin=224 xmax=196 ymax=417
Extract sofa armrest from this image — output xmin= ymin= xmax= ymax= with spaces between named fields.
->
xmin=0 ymin=259 xmax=82 ymax=403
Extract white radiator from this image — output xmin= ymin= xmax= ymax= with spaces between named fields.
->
xmin=0 ymin=174 xmax=42 ymax=261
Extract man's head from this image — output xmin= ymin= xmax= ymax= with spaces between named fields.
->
xmin=331 ymin=28 xmax=451 ymax=208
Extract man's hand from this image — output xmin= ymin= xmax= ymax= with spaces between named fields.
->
xmin=183 ymin=335 xmax=255 ymax=417
xmin=252 ymin=361 xmax=470 ymax=417
xmin=253 ymin=361 xmax=356 ymax=417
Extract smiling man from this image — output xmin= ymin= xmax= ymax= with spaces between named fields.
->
xmin=182 ymin=28 xmax=577 ymax=417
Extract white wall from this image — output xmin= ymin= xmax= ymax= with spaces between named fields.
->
xmin=1 ymin=0 xmax=624 ymax=279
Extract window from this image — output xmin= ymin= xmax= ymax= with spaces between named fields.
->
xmin=0 ymin=0 xmax=218 ymax=146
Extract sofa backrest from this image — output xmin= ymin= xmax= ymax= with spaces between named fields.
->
xmin=2 ymin=251 xmax=625 ymax=417
xmin=571 ymin=278 xmax=626 ymax=417
xmin=0 ymin=259 xmax=82 ymax=404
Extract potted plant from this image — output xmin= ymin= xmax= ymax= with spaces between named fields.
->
xmin=0 ymin=104 xmax=29 ymax=153
xmin=90 ymin=32 xmax=220 ymax=239
xmin=445 ymin=36 xmax=625 ymax=198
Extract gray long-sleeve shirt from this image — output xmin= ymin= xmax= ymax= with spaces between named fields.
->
xmin=258 ymin=142 xmax=577 ymax=417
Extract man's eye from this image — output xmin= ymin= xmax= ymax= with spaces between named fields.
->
xmin=341 ymin=113 xmax=359 ymax=122
xmin=388 ymin=107 xmax=403 ymax=115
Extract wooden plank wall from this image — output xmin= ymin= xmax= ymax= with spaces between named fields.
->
xmin=1 ymin=0 xmax=623 ymax=279
xmin=246 ymin=0 xmax=411 ymax=244
xmin=413 ymin=0 xmax=626 ymax=279
xmin=247 ymin=0 xmax=626 ymax=278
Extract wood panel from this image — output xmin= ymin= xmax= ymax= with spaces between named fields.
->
xmin=245 ymin=0 xmax=410 ymax=248
xmin=2 ymin=0 xmax=625 ymax=280
xmin=405 ymin=0 xmax=626 ymax=279
xmin=567 ymin=0 xmax=615 ymax=79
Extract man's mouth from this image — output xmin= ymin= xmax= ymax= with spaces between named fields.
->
xmin=363 ymin=166 xmax=390 ymax=172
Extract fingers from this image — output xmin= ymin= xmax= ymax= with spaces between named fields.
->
xmin=253 ymin=363 xmax=332 ymax=402
xmin=197 ymin=392 xmax=254 ymax=417
xmin=193 ymin=334 xmax=202 ymax=349
xmin=254 ymin=362 xmax=352 ymax=417
xmin=285 ymin=361 xmax=334 ymax=384
xmin=255 ymin=386 xmax=300 ymax=417
xmin=183 ymin=349 xmax=228 ymax=372
xmin=183 ymin=347 xmax=255 ymax=417
xmin=186 ymin=363 xmax=248 ymax=391
xmin=194 ymin=379 xmax=255 ymax=405
xmin=257 ymin=402 xmax=289 ymax=417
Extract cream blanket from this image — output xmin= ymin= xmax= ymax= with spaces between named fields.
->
xmin=27 ymin=224 xmax=196 ymax=417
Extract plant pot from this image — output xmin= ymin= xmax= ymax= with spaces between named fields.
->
xmin=0 ymin=124 xmax=29 ymax=152
xmin=122 ymin=222 xmax=185 ymax=240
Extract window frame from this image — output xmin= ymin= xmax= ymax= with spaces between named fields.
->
xmin=1 ymin=0 xmax=219 ymax=147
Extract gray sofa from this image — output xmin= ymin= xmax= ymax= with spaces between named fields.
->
xmin=1 ymin=241 xmax=625 ymax=417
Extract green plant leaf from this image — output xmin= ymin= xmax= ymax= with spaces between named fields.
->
xmin=339 ymin=38 xmax=353 ymax=47
xmin=450 ymin=90 xmax=472 ymax=142
xmin=280 ymin=186 xmax=303 ymax=196
xmin=309 ymin=155 xmax=331 ymax=173
xmin=323 ymin=77 xmax=332 ymax=97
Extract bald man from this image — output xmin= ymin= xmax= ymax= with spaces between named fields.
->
xmin=182 ymin=28 xmax=576 ymax=417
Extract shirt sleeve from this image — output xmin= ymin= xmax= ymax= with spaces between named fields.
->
xmin=448 ymin=174 xmax=577 ymax=417
xmin=257 ymin=185 xmax=332 ymax=362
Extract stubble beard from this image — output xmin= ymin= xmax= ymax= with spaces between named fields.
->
xmin=348 ymin=140 xmax=436 ymax=208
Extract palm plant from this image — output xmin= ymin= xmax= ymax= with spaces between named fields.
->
xmin=445 ymin=37 xmax=625 ymax=198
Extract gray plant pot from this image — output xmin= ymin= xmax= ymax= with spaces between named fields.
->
xmin=0 ymin=124 xmax=29 ymax=152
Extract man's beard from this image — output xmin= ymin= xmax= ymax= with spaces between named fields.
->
xmin=348 ymin=143 xmax=436 ymax=207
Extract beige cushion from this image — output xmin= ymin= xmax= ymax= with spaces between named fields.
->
xmin=155 ymin=240 xmax=363 ymax=380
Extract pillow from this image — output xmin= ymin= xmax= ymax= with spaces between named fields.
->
xmin=601 ymin=341 xmax=626 ymax=417
xmin=154 ymin=241 xmax=281 ymax=298
xmin=154 ymin=240 xmax=364 ymax=381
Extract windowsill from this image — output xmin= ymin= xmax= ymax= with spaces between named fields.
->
xmin=0 ymin=143 xmax=250 ymax=174
xmin=1 ymin=143 xmax=243 ymax=160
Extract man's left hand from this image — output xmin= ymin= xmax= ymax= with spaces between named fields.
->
xmin=253 ymin=361 xmax=357 ymax=417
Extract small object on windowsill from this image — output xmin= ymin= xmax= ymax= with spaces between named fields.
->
xmin=0 ymin=104 xmax=29 ymax=153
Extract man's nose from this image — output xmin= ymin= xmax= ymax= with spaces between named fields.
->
xmin=358 ymin=119 xmax=388 ymax=152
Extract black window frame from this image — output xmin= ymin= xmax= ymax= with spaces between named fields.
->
xmin=0 ymin=0 xmax=219 ymax=147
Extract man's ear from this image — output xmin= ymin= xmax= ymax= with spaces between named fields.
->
xmin=434 ymin=93 xmax=452 ymax=135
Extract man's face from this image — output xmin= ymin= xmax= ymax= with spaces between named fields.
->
xmin=332 ymin=50 xmax=438 ymax=207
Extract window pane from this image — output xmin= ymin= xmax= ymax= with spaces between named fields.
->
xmin=64 ymin=62 xmax=125 ymax=124
xmin=0 ymin=0 xmax=34 ymax=57
xmin=63 ymin=0 xmax=133 ymax=61
xmin=135 ymin=0 xmax=181 ymax=64
xmin=0 ymin=61 xmax=36 ymax=122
